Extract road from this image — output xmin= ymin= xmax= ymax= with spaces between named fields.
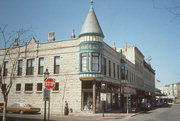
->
xmin=106 ymin=104 xmax=180 ymax=121
xmin=1 ymin=104 xmax=180 ymax=121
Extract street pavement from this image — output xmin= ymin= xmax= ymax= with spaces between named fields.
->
xmin=111 ymin=104 xmax=180 ymax=121
xmin=1 ymin=104 xmax=180 ymax=121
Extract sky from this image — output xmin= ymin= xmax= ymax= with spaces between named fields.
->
xmin=0 ymin=0 xmax=180 ymax=87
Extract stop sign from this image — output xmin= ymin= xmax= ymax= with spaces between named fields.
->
xmin=45 ymin=78 xmax=55 ymax=90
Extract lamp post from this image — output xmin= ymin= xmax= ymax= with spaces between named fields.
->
xmin=101 ymin=83 xmax=106 ymax=117
xmin=44 ymin=69 xmax=49 ymax=121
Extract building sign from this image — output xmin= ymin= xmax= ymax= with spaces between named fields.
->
xmin=43 ymin=89 xmax=50 ymax=101
xmin=100 ymin=93 xmax=107 ymax=101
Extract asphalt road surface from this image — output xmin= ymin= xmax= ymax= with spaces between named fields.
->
xmin=1 ymin=104 xmax=180 ymax=121
xmin=108 ymin=104 xmax=180 ymax=121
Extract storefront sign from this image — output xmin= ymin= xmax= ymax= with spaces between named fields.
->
xmin=100 ymin=93 xmax=107 ymax=101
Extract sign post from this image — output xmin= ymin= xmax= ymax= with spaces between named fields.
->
xmin=100 ymin=93 xmax=106 ymax=117
xmin=44 ymin=78 xmax=55 ymax=121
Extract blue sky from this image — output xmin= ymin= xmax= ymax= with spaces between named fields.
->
xmin=0 ymin=0 xmax=180 ymax=87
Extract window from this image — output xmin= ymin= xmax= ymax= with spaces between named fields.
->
xmin=53 ymin=82 xmax=59 ymax=91
xmin=25 ymin=83 xmax=33 ymax=91
xmin=81 ymin=53 xmax=87 ymax=72
xmin=91 ymin=53 xmax=99 ymax=71
xmin=113 ymin=63 xmax=115 ymax=78
xmin=3 ymin=61 xmax=8 ymax=76
xmin=121 ymin=59 xmax=128 ymax=80
xmin=117 ymin=65 xmax=120 ymax=79
xmin=109 ymin=60 xmax=111 ymax=77
xmin=17 ymin=60 xmax=23 ymax=76
xmin=38 ymin=58 xmax=44 ymax=75
xmin=37 ymin=83 xmax=42 ymax=91
xmin=26 ymin=59 xmax=34 ymax=75
xmin=54 ymin=56 xmax=60 ymax=74
xmin=103 ymin=57 xmax=106 ymax=75
xmin=16 ymin=84 xmax=21 ymax=91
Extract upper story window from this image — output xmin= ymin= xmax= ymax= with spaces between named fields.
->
xmin=54 ymin=56 xmax=60 ymax=74
xmin=38 ymin=58 xmax=44 ymax=75
xmin=113 ymin=63 xmax=115 ymax=78
xmin=109 ymin=60 xmax=111 ymax=77
xmin=103 ymin=57 xmax=106 ymax=75
xmin=26 ymin=59 xmax=34 ymax=75
xmin=17 ymin=60 xmax=23 ymax=76
xmin=120 ymin=59 xmax=128 ymax=80
xmin=117 ymin=65 xmax=120 ymax=79
xmin=81 ymin=53 xmax=88 ymax=72
xmin=3 ymin=61 xmax=8 ymax=76
xmin=91 ymin=53 xmax=99 ymax=71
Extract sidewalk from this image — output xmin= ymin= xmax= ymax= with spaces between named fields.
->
xmin=51 ymin=112 xmax=137 ymax=120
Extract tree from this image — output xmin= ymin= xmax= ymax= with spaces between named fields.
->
xmin=0 ymin=25 xmax=32 ymax=121
xmin=152 ymin=0 xmax=180 ymax=21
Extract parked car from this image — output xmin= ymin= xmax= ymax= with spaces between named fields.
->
xmin=140 ymin=102 xmax=151 ymax=111
xmin=5 ymin=103 xmax=40 ymax=114
xmin=154 ymin=102 xmax=163 ymax=107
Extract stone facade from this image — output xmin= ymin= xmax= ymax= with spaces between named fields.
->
xmin=0 ymin=4 xmax=155 ymax=114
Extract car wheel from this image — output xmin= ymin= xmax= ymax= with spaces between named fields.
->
xmin=19 ymin=110 xmax=24 ymax=114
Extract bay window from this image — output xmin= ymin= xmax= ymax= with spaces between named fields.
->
xmin=91 ymin=53 xmax=99 ymax=71
xmin=81 ymin=53 xmax=88 ymax=72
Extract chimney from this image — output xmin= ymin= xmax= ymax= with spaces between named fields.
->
xmin=123 ymin=42 xmax=128 ymax=52
xmin=71 ymin=29 xmax=76 ymax=39
xmin=13 ymin=38 xmax=19 ymax=46
xmin=112 ymin=42 xmax=116 ymax=51
xmin=48 ymin=32 xmax=55 ymax=41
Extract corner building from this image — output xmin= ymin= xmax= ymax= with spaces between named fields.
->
xmin=0 ymin=5 xmax=155 ymax=114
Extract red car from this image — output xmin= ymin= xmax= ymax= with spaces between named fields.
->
xmin=4 ymin=103 xmax=40 ymax=114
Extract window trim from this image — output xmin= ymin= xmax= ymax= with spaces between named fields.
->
xmin=17 ymin=60 xmax=23 ymax=76
xmin=54 ymin=56 xmax=60 ymax=74
xmin=53 ymin=82 xmax=59 ymax=91
xmin=103 ymin=57 xmax=106 ymax=75
xmin=91 ymin=52 xmax=99 ymax=72
xmin=81 ymin=53 xmax=88 ymax=72
xmin=24 ymin=83 xmax=33 ymax=92
xmin=109 ymin=60 xmax=111 ymax=77
xmin=26 ymin=59 xmax=35 ymax=75
xmin=3 ymin=61 xmax=8 ymax=76
xmin=37 ymin=83 xmax=43 ymax=92
xmin=16 ymin=83 xmax=21 ymax=92
xmin=38 ymin=57 xmax=44 ymax=75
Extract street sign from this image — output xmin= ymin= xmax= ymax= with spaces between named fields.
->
xmin=124 ymin=94 xmax=131 ymax=97
xmin=100 ymin=93 xmax=107 ymax=101
xmin=45 ymin=78 xmax=55 ymax=90
xmin=43 ymin=89 xmax=50 ymax=101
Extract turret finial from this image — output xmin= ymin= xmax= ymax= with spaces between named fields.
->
xmin=90 ymin=0 xmax=93 ymax=9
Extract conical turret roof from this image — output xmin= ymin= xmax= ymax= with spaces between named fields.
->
xmin=79 ymin=7 xmax=104 ymax=38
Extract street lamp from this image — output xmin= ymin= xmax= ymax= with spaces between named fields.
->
xmin=44 ymin=69 xmax=50 ymax=80
xmin=101 ymin=83 xmax=106 ymax=117
xmin=44 ymin=69 xmax=50 ymax=121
